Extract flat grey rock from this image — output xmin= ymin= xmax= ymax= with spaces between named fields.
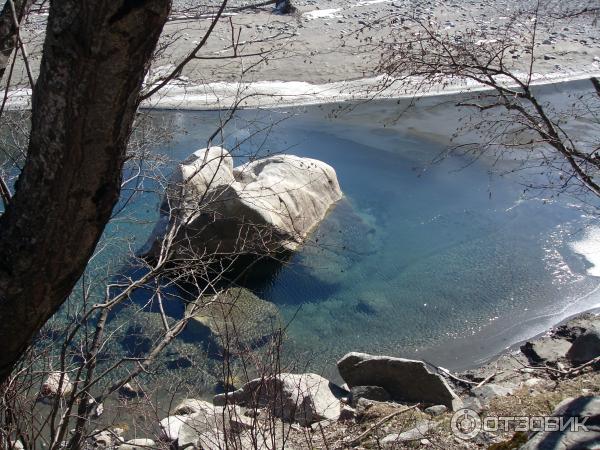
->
xmin=337 ymin=352 xmax=462 ymax=410
xmin=424 ymin=404 xmax=448 ymax=416
xmin=521 ymin=338 xmax=571 ymax=364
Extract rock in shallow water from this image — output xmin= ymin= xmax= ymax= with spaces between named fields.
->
xmin=183 ymin=287 xmax=282 ymax=356
xmin=142 ymin=147 xmax=343 ymax=260
xmin=337 ymin=352 xmax=462 ymax=410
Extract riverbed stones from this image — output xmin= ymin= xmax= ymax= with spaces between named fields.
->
xmin=118 ymin=439 xmax=156 ymax=449
xmin=213 ymin=372 xmax=342 ymax=425
xmin=337 ymin=353 xmax=462 ymax=410
xmin=143 ymin=147 xmax=343 ymax=259
xmin=184 ymin=287 xmax=282 ymax=356
xmin=566 ymin=327 xmax=600 ymax=364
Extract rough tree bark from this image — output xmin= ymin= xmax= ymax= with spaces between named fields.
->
xmin=0 ymin=0 xmax=172 ymax=384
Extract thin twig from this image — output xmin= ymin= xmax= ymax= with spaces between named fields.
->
xmin=344 ymin=404 xmax=420 ymax=446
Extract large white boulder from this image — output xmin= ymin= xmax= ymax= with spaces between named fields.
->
xmin=40 ymin=371 xmax=73 ymax=399
xmin=213 ymin=372 xmax=342 ymax=426
xmin=160 ymin=402 xmax=254 ymax=449
xmin=142 ymin=147 xmax=342 ymax=259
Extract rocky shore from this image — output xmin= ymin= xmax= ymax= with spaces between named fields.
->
xmin=49 ymin=311 xmax=599 ymax=449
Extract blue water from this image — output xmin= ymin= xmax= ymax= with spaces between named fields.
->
xmin=106 ymin=103 xmax=600 ymax=375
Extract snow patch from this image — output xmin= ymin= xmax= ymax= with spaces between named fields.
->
xmin=571 ymin=226 xmax=600 ymax=277
xmin=303 ymin=8 xmax=342 ymax=20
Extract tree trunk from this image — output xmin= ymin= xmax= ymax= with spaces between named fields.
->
xmin=0 ymin=0 xmax=35 ymax=83
xmin=0 ymin=0 xmax=172 ymax=383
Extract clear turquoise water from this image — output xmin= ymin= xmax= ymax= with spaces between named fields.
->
xmin=106 ymin=103 xmax=600 ymax=377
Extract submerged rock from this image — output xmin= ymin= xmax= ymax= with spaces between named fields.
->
xmin=183 ymin=287 xmax=282 ymax=355
xmin=142 ymin=147 xmax=342 ymax=260
xmin=213 ymin=372 xmax=343 ymax=425
xmin=337 ymin=352 xmax=462 ymax=410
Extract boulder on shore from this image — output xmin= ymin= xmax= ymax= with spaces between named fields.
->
xmin=566 ymin=327 xmax=600 ymax=364
xmin=520 ymin=338 xmax=571 ymax=365
xmin=142 ymin=147 xmax=342 ymax=260
xmin=520 ymin=396 xmax=600 ymax=449
xmin=213 ymin=372 xmax=343 ymax=425
xmin=337 ymin=352 xmax=462 ymax=410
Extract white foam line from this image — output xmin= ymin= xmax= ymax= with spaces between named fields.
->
xmin=138 ymin=70 xmax=600 ymax=110
xmin=571 ymin=226 xmax=600 ymax=277
xmin=5 ymin=70 xmax=600 ymax=111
